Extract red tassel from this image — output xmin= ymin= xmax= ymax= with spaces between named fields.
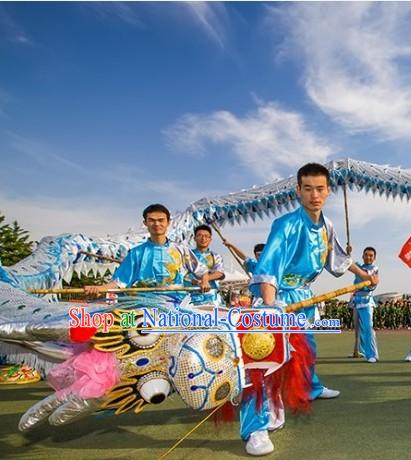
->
xmin=242 ymin=369 xmax=265 ymax=410
xmin=213 ymin=401 xmax=237 ymax=424
xmin=280 ymin=333 xmax=314 ymax=413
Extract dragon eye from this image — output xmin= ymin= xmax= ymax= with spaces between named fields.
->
xmin=137 ymin=372 xmax=171 ymax=404
xmin=203 ymin=335 xmax=225 ymax=360
xmin=213 ymin=381 xmax=231 ymax=402
xmin=127 ymin=318 xmax=160 ymax=348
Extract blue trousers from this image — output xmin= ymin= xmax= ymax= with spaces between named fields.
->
xmin=357 ymin=307 xmax=379 ymax=360
xmin=239 ymin=305 xmax=323 ymax=439
xmin=302 ymin=305 xmax=324 ymax=400
xmin=240 ymin=383 xmax=270 ymax=440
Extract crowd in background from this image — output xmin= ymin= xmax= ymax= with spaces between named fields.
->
xmin=225 ymin=290 xmax=411 ymax=330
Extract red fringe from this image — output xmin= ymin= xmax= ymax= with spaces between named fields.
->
xmin=214 ymin=332 xmax=314 ymax=423
xmin=214 ymin=400 xmax=237 ymax=424
xmin=280 ymin=332 xmax=314 ymax=414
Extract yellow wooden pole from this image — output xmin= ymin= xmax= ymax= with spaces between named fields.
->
xmin=285 ymin=281 xmax=370 ymax=313
xmin=210 ymin=221 xmax=251 ymax=277
xmin=343 ymin=183 xmax=352 ymax=255
xmin=28 ymin=286 xmax=201 ymax=295
xmin=157 ymin=403 xmax=224 ymax=460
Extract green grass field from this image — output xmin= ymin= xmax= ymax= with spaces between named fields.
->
xmin=1 ymin=331 xmax=410 ymax=460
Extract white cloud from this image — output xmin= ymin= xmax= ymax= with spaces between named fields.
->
xmin=88 ymin=2 xmax=229 ymax=48
xmin=183 ymin=2 xmax=228 ymax=49
xmin=0 ymin=194 xmax=136 ymax=241
xmin=0 ymin=170 xmax=227 ymax=242
xmin=0 ymin=182 xmax=210 ymax=242
xmin=273 ymin=2 xmax=411 ymax=139
xmin=165 ymin=101 xmax=334 ymax=180
xmin=327 ymin=188 xmax=411 ymax=230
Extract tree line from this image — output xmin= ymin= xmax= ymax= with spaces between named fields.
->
xmin=0 ymin=212 xmax=33 ymax=266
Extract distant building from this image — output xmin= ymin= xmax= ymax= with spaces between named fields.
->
xmin=374 ymin=292 xmax=404 ymax=303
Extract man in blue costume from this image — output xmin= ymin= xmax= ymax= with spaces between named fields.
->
xmin=185 ymin=224 xmax=225 ymax=305
xmin=349 ymin=247 xmax=379 ymax=363
xmin=85 ymin=204 xmax=210 ymax=296
xmin=242 ymin=163 xmax=379 ymax=456
xmin=223 ymin=240 xmax=286 ymax=436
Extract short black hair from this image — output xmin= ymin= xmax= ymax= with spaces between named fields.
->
xmin=143 ymin=204 xmax=170 ymax=221
xmin=363 ymin=246 xmax=376 ymax=256
xmin=194 ymin=224 xmax=212 ymax=236
xmin=254 ymin=243 xmax=265 ymax=253
xmin=297 ymin=163 xmax=330 ymax=187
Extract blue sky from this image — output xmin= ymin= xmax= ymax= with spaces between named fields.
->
xmin=1 ymin=2 xmax=411 ymax=294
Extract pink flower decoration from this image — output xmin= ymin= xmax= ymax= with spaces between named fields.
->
xmin=48 ymin=348 xmax=120 ymax=399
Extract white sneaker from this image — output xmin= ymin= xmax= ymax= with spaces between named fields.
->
xmin=404 ymin=353 xmax=411 ymax=362
xmin=367 ymin=357 xmax=377 ymax=363
xmin=268 ymin=410 xmax=285 ymax=432
xmin=268 ymin=422 xmax=284 ymax=433
xmin=245 ymin=430 xmax=274 ymax=456
xmin=317 ymin=387 xmax=340 ymax=399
